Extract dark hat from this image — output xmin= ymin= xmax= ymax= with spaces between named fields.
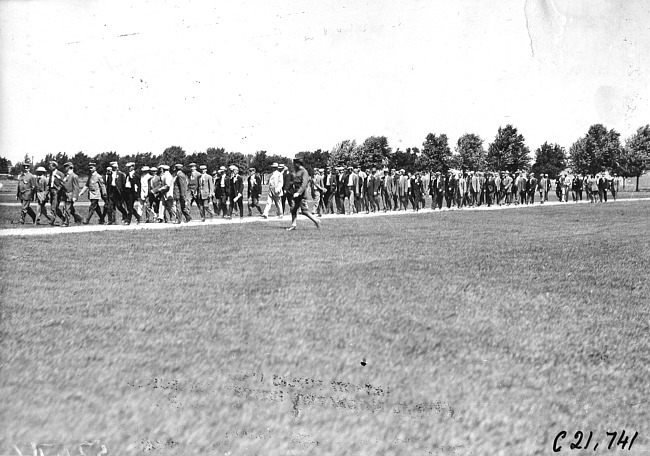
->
xmin=64 ymin=161 xmax=74 ymax=168
xmin=293 ymin=158 xmax=303 ymax=166
xmin=23 ymin=159 xmax=31 ymax=166
xmin=49 ymin=161 xmax=58 ymax=167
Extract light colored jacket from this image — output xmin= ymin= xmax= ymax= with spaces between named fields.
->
xmin=268 ymin=170 xmax=284 ymax=196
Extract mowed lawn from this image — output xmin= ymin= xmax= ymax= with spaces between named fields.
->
xmin=1 ymin=201 xmax=649 ymax=456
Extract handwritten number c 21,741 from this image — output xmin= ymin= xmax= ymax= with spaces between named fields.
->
xmin=553 ymin=430 xmax=638 ymax=452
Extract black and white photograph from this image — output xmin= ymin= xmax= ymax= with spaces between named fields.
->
xmin=1 ymin=1 xmax=649 ymax=455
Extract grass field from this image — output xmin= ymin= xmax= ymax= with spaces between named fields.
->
xmin=1 ymin=200 xmax=649 ymax=456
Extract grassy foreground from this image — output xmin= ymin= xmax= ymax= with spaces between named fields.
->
xmin=1 ymin=201 xmax=649 ymax=456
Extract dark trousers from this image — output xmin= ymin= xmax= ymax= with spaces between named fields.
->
xmin=20 ymin=199 xmax=36 ymax=224
xmin=85 ymin=199 xmax=104 ymax=223
xmin=49 ymin=190 xmax=65 ymax=223
xmin=485 ymin=191 xmax=494 ymax=207
xmin=63 ymin=200 xmax=82 ymax=226
xmin=176 ymin=197 xmax=191 ymax=222
xmin=124 ymin=192 xmax=139 ymax=223
xmin=103 ymin=195 xmax=125 ymax=223
xmin=248 ymin=195 xmax=263 ymax=215
xmin=229 ymin=197 xmax=244 ymax=218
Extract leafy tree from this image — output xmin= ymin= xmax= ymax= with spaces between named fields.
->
xmin=71 ymin=151 xmax=91 ymax=177
xmin=486 ymin=125 xmax=531 ymax=172
xmin=328 ymin=140 xmax=357 ymax=168
xmin=455 ymin=133 xmax=486 ymax=171
xmin=354 ymin=136 xmax=391 ymax=169
xmin=0 ymin=156 xmax=11 ymax=174
xmin=226 ymin=152 xmax=248 ymax=173
xmin=205 ymin=147 xmax=227 ymax=171
xmin=389 ymin=148 xmax=417 ymax=173
xmin=621 ymin=125 xmax=650 ymax=191
xmin=420 ymin=133 xmax=452 ymax=173
xmin=250 ymin=150 xmax=271 ymax=175
xmin=569 ymin=124 xmax=622 ymax=175
xmin=92 ymin=151 xmax=120 ymax=172
xmin=159 ymin=146 xmax=186 ymax=166
xmin=530 ymin=142 xmax=566 ymax=179
xmin=295 ymin=149 xmax=331 ymax=174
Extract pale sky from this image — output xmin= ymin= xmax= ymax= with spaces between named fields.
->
xmin=1 ymin=0 xmax=649 ymax=164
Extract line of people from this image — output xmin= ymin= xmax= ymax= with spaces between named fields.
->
xmin=15 ymin=160 xmax=623 ymax=227
xmin=308 ymin=168 xmax=622 ymax=214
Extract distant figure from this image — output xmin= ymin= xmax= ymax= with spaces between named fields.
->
xmin=60 ymin=162 xmax=83 ymax=227
xmin=79 ymin=162 xmax=106 ymax=225
xmin=16 ymin=160 xmax=37 ymax=224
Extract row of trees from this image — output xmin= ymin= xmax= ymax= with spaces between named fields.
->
xmin=3 ymin=124 xmax=649 ymax=190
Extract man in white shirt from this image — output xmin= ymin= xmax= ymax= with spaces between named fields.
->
xmin=262 ymin=162 xmax=283 ymax=218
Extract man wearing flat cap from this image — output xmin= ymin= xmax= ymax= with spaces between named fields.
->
xmin=247 ymin=167 xmax=263 ymax=217
xmin=47 ymin=161 xmax=66 ymax=225
xmin=285 ymin=158 xmax=320 ymax=231
xmin=79 ymin=162 xmax=106 ymax=224
xmin=173 ymin=164 xmax=191 ymax=223
xmin=187 ymin=162 xmax=201 ymax=210
xmin=34 ymin=166 xmax=53 ymax=224
xmin=197 ymin=165 xmax=214 ymax=221
xmin=60 ymin=162 xmax=83 ymax=226
xmin=16 ymin=160 xmax=37 ymax=224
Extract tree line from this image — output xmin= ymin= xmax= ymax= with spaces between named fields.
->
xmin=3 ymin=123 xmax=649 ymax=190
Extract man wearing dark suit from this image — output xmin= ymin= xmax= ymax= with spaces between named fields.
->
xmin=323 ymin=167 xmax=336 ymax=214
xmin=60 ymin=162 xmax=83 ymax=226
xmin=105 ymin=161 xmax=128 ymax=223
xmin=445 ymin=172 xmax=456 ymax=209
xmin=335 ymin=167 xmax=346 ymax=214
xmin=281 ymin=164 xmax=293 ymax=214
xmin=16 ymin=161 xmax=37 ymax=224
xmin=214 ymin=166 xmax=229 ymax=217
xmin=123 ymin=162 xmax=141 ymax=224
xmin=79 ymin=162 xmax=106 ymax=224
xmin=47 ymin=160 xmax=66 ymax=225
xmin=368 ymin=168 xmax=381 ymax=212
xmin=484 ymin=172 xmax=496 ymax=207
xmin=173 ymin=164 xmax=192 ymax=223
xmin=34 ymin=166 xmax=53 ymax=224
xmin=527 ymin=173 xmax=538 ymax=204
xmin=247 ymin=167 xmax=263 ymax=216
xmin=229 ymin=165 xmax=245 ymax=220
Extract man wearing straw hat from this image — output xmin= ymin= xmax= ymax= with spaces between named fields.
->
xmin=262 ymin=162 xmax=283 ymax=218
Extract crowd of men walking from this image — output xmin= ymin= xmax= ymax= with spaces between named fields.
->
xmin=15 ymin=159 xmax=623 ymax=227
